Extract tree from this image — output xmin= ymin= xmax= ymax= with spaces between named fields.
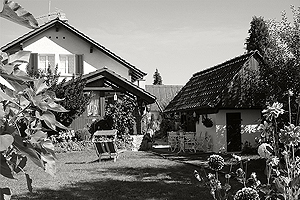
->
xmin=153 ymin=68 xmax=163 ymax=85
xmin=244 ymin=6 xmax=300 ymax=124
xmin=27 ymin=65 xmax=92 ymax=128
xmin=49 ymin=75 xmax=92 ymax=127
xmin=245 ymin=16 xmax=270 ymax=56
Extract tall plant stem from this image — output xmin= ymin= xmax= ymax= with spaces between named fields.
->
xmin=288 ymin=94 xmax=292 ymax=124
xmin=296 ymin=104 xmax=300 ymax=126
xmin=273 ymin=118 xmax=279 ymax=156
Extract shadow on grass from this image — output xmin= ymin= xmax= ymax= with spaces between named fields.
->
xmin=15 ymin=164 xmax=211 ymax=200
xmin=16 ymin=179 xmax=209 ymax=200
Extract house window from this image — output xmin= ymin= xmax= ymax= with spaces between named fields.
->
xmin=39 ymin=54 xmax=55 ymax=72
xmin=87 ymin=96 xmax=100 ymax=116
xmin=59 ymin=54 xmax=75 ymax=74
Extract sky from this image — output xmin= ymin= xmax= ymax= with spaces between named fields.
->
xmin=0 ymin=0 xmax=299 ymax=86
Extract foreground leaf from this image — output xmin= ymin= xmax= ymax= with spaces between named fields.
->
xmin=0 ymin=154 xmax=14 ymax=179
xmin=0 ymin=90 xmax=15 ymax=104
xmin=34 ymin=78 xmax=48 ymax=95
xmin=25 ymin=173 xmax=33 ymax=193
xmin=0 ymin=135 xmax=14 ymax=151
xmin=14 ymin=155 xmax=27 ymax=173
xmin=0 ymin=75 xmax=15 ymax=91
xmin=0 ymin=187 xmax=12 ymax=200
xmin=41 ymin=153 xmax=56 ymax=177
xmin=41 ymin=139 xmax=56 ymax=159
xmin=12 ymin=135 xmax=44 ymax=169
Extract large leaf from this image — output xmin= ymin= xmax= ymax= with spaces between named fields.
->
xmin=8 ymin=51 xmax=31 ymax=65
xmin=29 ymin=131 xmax=47 ymax=144
xmin=34 ymin=78 xmax=48 ymax=94
xmin=46 ymin=101 xmax=69 ymax=113
xmin=41 ymin=153 xmax=56 ymax=177
xmin=25 ymin=173 xmax=33 ymax=193
xmin=12 ymin=135 xmax=44 ymax=169
xmin=0 ymin=106 xmax=4 ymax=118
xmin=0 ymin=187 xmax=12 ymax=200
xmin=36 ymin=111 xmax=69 ymax=131
xmin=41 ymin=139 xmax=56 ymax=159
xmin=14 ymin=155 xmax=27 ymax=173
xmin=19 ymin=96 xmax=30 ymax=109
xmin=0 ymin=154 xmax=14 ymax=179
xmin=31 ymin=96 xmax=48 ymax=111
xmin=0 ymin=75 xmax=15 ymax=91
xmin=0 ymin=90 xmax=16 ymax=104
xmin=0 ymin=135 xmax=14 ymax=151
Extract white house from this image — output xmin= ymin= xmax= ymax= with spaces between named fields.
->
xmin=1 ymin=18 xmax=156 ymax=133
xmin=164 ymin=51 xmax=263 ymax=153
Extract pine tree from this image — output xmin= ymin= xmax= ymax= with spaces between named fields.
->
xmin=245 ymin=16 xmax=270 ymax=56
xmin=153 ymin=68 xmax=163 ymax=85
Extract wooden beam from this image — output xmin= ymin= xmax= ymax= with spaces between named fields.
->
xmin=84 ymin=87 xmax=114 ymax=91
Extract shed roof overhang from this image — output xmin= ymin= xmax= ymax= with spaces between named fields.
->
xmin=81 ymin=68 xmax=156 ymax=104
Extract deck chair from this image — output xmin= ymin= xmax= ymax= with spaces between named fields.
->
xmin=92 ymin=130 xmax=118 ymax=162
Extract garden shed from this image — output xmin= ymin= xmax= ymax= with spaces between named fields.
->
xmin=164 ymin=51 xmax=264 ymax=153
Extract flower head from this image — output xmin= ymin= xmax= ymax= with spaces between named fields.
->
xmin=232 ymin=154 xmax=242 ymax=162
xmin=234 ymin=187 xmax=260 ymax=200
xmin=268 ymin=156 xmax=280 ymax=167
xmin=279 ymin=124 xmax=300 ymax=146
xmin=257 ymin=143 xmax=273 ymax=159
xmin=262 ymin=102 xmax=284 ymax=121
xmin=207 ymin=154 xmax=225 ymax=171
xmin=236 ymin=168 xmax=245 ymax=179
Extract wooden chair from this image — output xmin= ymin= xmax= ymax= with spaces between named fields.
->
xmin=184 ymin=132 xmax=197 ymax=153
xmin=92 ymin=130 xmax=118 ymax=162
xmin=168 ymin=132 xmax=179 ymax=152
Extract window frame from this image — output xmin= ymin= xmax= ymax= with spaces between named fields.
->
xmin=38 ymin=54 xmax=55 ymax=72
xmin=59 ymin=54 xmax=75 ymax=75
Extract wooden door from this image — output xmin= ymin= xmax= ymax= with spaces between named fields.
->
xmin=226 ymin=113 xmax=242 ymax=152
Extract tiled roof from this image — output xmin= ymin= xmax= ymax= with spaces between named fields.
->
xmin=164 ymin=51 xmax=262 ymax=113
xmin=145 ymin=85 xmax=183 ymax=112
xmin=0 ymin=18 xmax=146 ymax=82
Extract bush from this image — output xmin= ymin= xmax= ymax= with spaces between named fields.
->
xmin=88 ymin=118 xmax=113 ymax=136
xmin=75 ymin=128 xmax=91 ymax=141
xmin=115 ymin=135 xmax=133 ymax=150
xmin=53 ymin=141 xmax=93 ymax=153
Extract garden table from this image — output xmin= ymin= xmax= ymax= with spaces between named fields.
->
xmin=92 ymin=130 xmax=118 ymax=162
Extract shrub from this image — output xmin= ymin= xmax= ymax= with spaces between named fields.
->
xmin=75 ymin=128 xmax=91 ymax=141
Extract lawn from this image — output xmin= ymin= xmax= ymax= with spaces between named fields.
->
xmin=1 ymin=149 xmax=212 ymax=200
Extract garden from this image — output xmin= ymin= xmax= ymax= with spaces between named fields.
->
xmin=1 ymin=5 xmax=300 ymax=200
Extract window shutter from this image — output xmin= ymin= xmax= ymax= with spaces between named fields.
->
xmin=75 ymin=54 xmax=83 ymax=75
xmin=27 ymin=53 xmax=38 ymax=75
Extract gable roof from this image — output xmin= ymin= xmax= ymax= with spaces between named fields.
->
xmin=145 ymin=85 xmax=183 ymax=112
xmin=81 ymin=67 xmax=156 ymax=104
xmin=0 ymin=18 xmax=146 ymax=82
xmin=164 ymin=51 xmax=262 ymax=113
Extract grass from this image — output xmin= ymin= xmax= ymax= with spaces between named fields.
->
xmin=1 ymin=149 xmax=212 ymax=200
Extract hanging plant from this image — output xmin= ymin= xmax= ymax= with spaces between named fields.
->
xmin=202 ymin=115 xmax=213 ymax=128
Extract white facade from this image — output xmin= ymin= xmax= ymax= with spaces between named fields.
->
xmin=195 ymin=109 xmax=261 ymax=153
xmin=20 ymin=26 xmax=132 ymax=82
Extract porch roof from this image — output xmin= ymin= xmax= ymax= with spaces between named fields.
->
xmin=81 ymin=67 xmax=156 ymax=104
